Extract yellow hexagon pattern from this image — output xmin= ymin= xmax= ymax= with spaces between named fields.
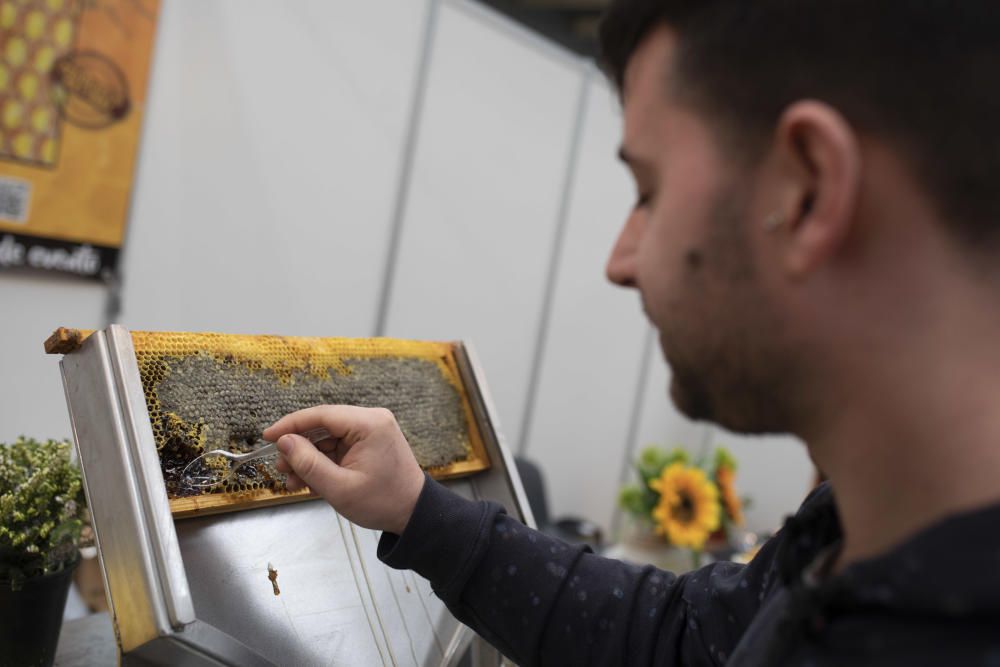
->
xmin=0 ymin=0 xmax=78 ymax=166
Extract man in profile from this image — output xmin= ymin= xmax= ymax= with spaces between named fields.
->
xmin=268 ymin=1 xmax=1000 ymax=664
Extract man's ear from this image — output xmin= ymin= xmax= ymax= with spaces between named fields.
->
xmin=769 ymin=100 xmax=862 ymax=278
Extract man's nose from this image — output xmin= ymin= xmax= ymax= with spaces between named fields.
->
xmin=606 ymin=211 xmax=641 ymax=287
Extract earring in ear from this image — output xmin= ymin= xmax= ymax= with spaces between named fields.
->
xmin=763 ymin=212 xmax=785 ymax=231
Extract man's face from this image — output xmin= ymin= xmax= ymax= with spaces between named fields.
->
xmin=607 ymin=25 xmax=794 ymax=433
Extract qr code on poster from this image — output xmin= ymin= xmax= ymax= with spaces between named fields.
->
xmin=0 ymin=177 xmax=32 ymax=223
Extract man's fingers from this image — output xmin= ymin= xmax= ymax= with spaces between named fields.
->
xmin=276 ymin=433 xmax=349 ymax=499
xmin=276 ymin=440 xmax=338 ymax=468
xmin=263 ymin=406 xmax=331 ymax=442
xmin=264 ymin=405 xmax=392 ymax=444
xmin=314 ymin=437 xmax=339 ymax=454
xmin=276 ymin=463 xmax=319 ymax=490
xmin=283 ymin=470 xmax=306 ymax=492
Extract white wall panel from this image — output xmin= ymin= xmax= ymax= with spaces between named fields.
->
xmin=519 ymin=78 xmax=650 ymax=533
xmin=383 ymin=3 xmax=583 ymax=443
xmin=119 ymin=0 xmax=427 ymax=337
xmin=0 ymin=274 xmax=106 ymax=443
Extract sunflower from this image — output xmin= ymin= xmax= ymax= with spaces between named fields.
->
xmin=716 ymin=464 xmax=744 ymax=527
xmin=648 ymin=463 xmax=721 ymax=550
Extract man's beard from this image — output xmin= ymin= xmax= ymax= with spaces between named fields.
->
xmin=665 ymin=332 xmax=796 ymax=435
xmin=659 ymin=190 xmax=800 ymax=436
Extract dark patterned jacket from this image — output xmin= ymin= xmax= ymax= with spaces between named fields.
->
xmin=379 ymin=477 xmax=1000 ymax=666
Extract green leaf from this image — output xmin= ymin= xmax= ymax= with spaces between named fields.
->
xmin=636 ymin=446 xmax=689 ymax=483
xmin=618 ymin=485 xmax=646 ymax=516
xmin=714 ymin=447 xmax=738 ymax=473
xmin=0 ymin=438 xmax=87 ymax=583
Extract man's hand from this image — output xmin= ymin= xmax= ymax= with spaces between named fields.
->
xmin=263 ymin=405 xmax=425 ymax=535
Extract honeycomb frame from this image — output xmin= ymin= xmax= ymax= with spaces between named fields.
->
xmin=47 ymin=328 xmax=492 ymax=518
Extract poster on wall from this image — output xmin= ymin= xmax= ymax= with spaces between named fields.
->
xmin=0 ymin=0 xmax=160 ymax=281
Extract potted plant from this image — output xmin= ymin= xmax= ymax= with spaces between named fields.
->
xmin=1 ymin=437 xmax=87 ymax=667
xmin=616 ymin=446 xmax=747 ymax=571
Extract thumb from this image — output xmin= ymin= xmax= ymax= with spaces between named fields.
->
xmin=277 ymin=433 xmax=349 ymax=500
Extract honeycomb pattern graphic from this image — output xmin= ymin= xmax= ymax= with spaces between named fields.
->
xmin=129 ymin=331 xmax=484 ymax=500
xmin=0 ymin=0 xmax=78 ymax=165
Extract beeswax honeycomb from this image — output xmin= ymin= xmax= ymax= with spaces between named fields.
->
xmin=129 ymin=331 xmax=484 ymax=499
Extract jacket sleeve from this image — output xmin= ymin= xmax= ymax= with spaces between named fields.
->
xmin=378 ymin=475 xmax=783 ymax=666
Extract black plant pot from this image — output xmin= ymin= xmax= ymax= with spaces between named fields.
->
xmin=0 ymin=557 xmax=79 ymax=667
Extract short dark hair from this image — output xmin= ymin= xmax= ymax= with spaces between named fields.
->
xmin=599 ymin=0 xmax=1000 ymax=249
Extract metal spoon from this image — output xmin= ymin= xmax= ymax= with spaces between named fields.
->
xmin=181 ymin=427 xmax=331 ymax=489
